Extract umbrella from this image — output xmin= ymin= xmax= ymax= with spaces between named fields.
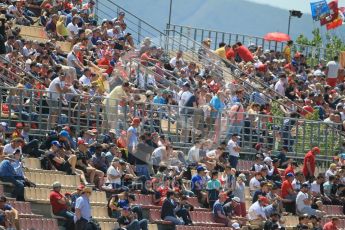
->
xmin=264 ymin=32 xmax=291 ymax=42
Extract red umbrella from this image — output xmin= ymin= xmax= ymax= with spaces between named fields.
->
xmin=264 ymin=32 xmax=291 ymax=42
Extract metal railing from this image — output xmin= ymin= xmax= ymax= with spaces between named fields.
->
xmin=169 ymin=24 xmax=338 ymax=61
xmin=0 ymin=86 xmax=342 ymax=160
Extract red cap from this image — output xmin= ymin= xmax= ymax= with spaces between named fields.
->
xmin=121 ymin=130 xmax=127 ymax=136
xmin=16 ymin=123 xmax=23 ymax=128
xmin=294 ymin=52 xmax=301 ymax=58
xmin=258 ymin=196 xmax=270 ymax=206
xmin=312 ymin=147 xmax=320 ymax=154
xmin=256 ymin=64 xmax=267 ymax=72
xmin=45 ymin=3 xmax=53 ymax=9
xmin=77 ymin=139 xmax=88 ymax=146
xmin=132 ymin=117 xmax=140 ymax=125
xmin=77 ymin=185 xmax=85 ymax=190
xmin=330 ymin=89 xmax=337 ymax=94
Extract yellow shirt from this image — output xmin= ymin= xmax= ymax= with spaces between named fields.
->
xmin=56 ymin=21 xmax=69 ymax=37
xmin=214 ymin=47 xmax=227 ymax=59
xmin=284 ymin=45 xmax=291 ymax=63
xmin=103 ymin=85 xmax=127 ymax=107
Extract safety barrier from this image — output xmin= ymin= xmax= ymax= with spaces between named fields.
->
xmin=168 ymin=24 xmax=337 ymax=61
xmin=0 ymin=86 xmax=342 ymax=160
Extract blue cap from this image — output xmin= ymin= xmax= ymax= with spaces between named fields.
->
xmin=286 ymin=173 xmax=295 ymax=177
xmin=196 ymin=166 xmax=206 ymax=172
xmin=59 ymin=130 xmax=70 ymax=137
xmin=122 ymin=206 xmax=131 ymax=211
xmin=51 ymin=141 xmax=61 ymax=148
xmin=340 ymin=153 xmax=345 ymax=160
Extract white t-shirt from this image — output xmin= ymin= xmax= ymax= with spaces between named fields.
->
xmin=325 ymin=169 xmax=335 ymax=181
xmin=67 ymin=52 xmax=78 ymax=68
xmin=296 ymin=191 xmax=309 ymax=212
xmin=274 ymin=80 xmax=285 ymax=96
xmin=206 ymin=149 xmax=217 ymax=158
xmin=3 ymin=143 xmax=22 ymax=155
xmin=79 ymin=75 xmax=91 ymax=86
xmin=169 ymin=57 xmax=185 ymax=67
xmin=187 ymin=146 xmax=200 ymax=163
xmin=7 ymin=5 xmax=17 ymax=14
xmin=249 ymin=177 xmax=260 ymax=192
xmin=48 ymin=77 xmax=65 ymax=100
xmin=67 ymin=23 xmax=79 ymax=37
xmin=178 ymin=91 xmax=193 ymax=113
xmin=106 ymin=29 xmax=121 ymax=39
xmin=310 ymin=181 xmax=321 ymax=195
xmin=248 ymin=201 xmax=267 ymax=220
xmin=326 ymin=61 xmax=339 ymax=78
xmin=106 ymin=165 xmax=121 ymax=184
xmin=227 ymin=139 xmax=239 ymax=157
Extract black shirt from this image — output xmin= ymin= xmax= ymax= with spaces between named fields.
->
xmin=117 ymin=215 xmax=131 ymax=226
xmin=134 ymin=142 xmax=153 ymax=165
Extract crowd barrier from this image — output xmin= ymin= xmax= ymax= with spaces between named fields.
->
xmin=168 ymin=24 xmax=337 ymax=62
xmin=0 ymin=86 xmax=342 ymax=160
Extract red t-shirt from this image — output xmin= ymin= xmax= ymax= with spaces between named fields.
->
xmin=50 ymin=191 xmax=68 ymax=214
xmin=236 ymin=46 xmax=254 ymax=62
xmin=98 ymin=57 xmax=110 ymax=67
xmin=284 ymin=166 xmax=294 ymax=177
xmin=323 ymin=221 xmax=338 ymax=230
xmin=226 ymin=48 xmax=235 ymax=60
xmin=281 ymin=180 xmax=293 ymax=199
xmin=302 ymin=151 xmax=315 ymax=177
xmin=301 ymin=105 xmax=314 ymax=116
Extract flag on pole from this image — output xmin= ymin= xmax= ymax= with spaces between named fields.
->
xmin=320 ymin=0 xmax=339 ymax=26
xmin=310 ymin=0 xmax=330 ymax=21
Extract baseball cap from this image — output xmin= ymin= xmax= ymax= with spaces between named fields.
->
xmin=183 ymin=82 xmax=190 ymax=88
xmin=232 ymin=133 xmax=241 ymax=138
xmin=301 ymin=182 xmax=310 ymax=188
xmin=59 ymin=130 xmax=70 ymax=137
xmin=312 ymin=147 xmax=320 ymax=153
xmin=258 ymin=196 xmax=270 ymax=206
xmin=77 ymin=184 xmax=85 ymax=190
xmin=286 ymin=173 xmax=295 ymax=178
xmin=77 ymin=139 xmax=88 ymax=146
xmin=232 ymin=197 xmax=240 ymax=203
xmin=196 ymin=166 xmax=206 ymax=172
xmin=131 ymin=117 xmax=140 ymax=125
xmin=52 ymin=181 xmax=61 ymax=188
xmin=237 ymin=173 xmax=247 ymax=182
xmin=51 ymin=140 xmax=61 ymax=148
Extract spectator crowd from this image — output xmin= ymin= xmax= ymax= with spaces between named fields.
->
xmin=0 ymin=0 xmax=344 ymax=229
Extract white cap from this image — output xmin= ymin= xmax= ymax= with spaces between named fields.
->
xmin=232 ymin=197 xmax=241 ymax=203
xmin=264 ymin=157 xmax=273 ymax=162
xmin=232 ymin=223 xmax=240 ymax=229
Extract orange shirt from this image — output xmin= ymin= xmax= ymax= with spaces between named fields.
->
xmin=302 ymin=151 xmax=316 ymax=177
xmin=281 ymin=180 xmax=293 ymax=199
xmin=323 ymin=221 xmax=338 ymax=230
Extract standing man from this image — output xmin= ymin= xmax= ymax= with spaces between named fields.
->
xmin=227 ymin=134 xmax=241 ymax=169
xmin=283 ymin=40 xmax=293 ymax=63
xmin=74 ymin=187 xmax=92 ymax=230
xmin=325 ymin=56 xmax=339 ymax=87
xmin=127 ymin=117 xmax=140 ymax=165
xmin=302 ymin=147 xmax=320 ymax=181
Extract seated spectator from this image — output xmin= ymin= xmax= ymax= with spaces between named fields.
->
xmin=191 ymin=166 xmax=208 ymax=206
xmin=0 ymin=196 xmax=18 ymax=230
xmin=323 ymin=217 xmax=340 ymax=230
xmin=263 ymin=212 xmax=284 ymax=230
xmin=118 ymin=206 xmax=148 ymax=230
xmin=49 ymin=181 xmax=74 ymax=229
xmin=296 ymin=215 xmax=309 ymax=230
xmin=207 ymin=170 xmax=221 ymax=208
xmin=292 ymin=171 xmax=305 ymax=193
xmin=248 ymin=196 xmax=270 ymax=226
xmin=252 ymin=181 xmax=270 ymax=203
xmin=3 ymin=138 xmax=22 ymax=155
xmin=325 ymin=163 xmax=337 ymax=181
xmin=91 ymin=144 xmax=108 ymax=174
xmin=249 ymin=172 xmax=262 ymax=196
xmin=0 ymin=156 xmax=25 ymax=201
xmin=212 ymin=192 xmax=233 ymax=227
xmin=232 ymin=173 xmax=246 ymax=217
xmin=281 ymin=173 xmax=297 ymax=202
xmin=284 ymin=161 xmax=298 ymax=177
xmin=161 ymin=191 xmax=191 ymax=225
xmin=105 ymin=157 xmax=127 ymax=191
xmin=296 ymin=183 xmax=324 ymax=217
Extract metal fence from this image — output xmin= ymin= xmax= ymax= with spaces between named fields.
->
xmin=0 ymin=86 xmax=342 ymax=160
xmin=169 ymin=24 xmax=338 ymax=62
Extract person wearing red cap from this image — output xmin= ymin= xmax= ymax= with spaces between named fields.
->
xmin=11 ymin=123 xmax=23 ymax=139
xmin=69 ymin=184 xmax=85 ymax=211
xmin=302 ymin=147 xmax=320 ymax=180
xmin=212 ymin=192 xmax=232 ymax=226
xmin=248 ymin=196 xmax=269 ymax=226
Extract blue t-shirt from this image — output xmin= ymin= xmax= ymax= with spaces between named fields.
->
xmin=0 ymin=160 xmax=17 ymax=177
xmin=212 ymin=200 xmax=225 ymax=217
xmin=191 ymin=175 xmax=203 ymax=191
xmin=153 ymin=96 xmax=166 ymax=105
xmin=209 ymin=96 xmax=224 ymax=118
xmin=118 ymin=199 xmax=129 ymax=208
xmin=127 ymin=126 xmax=138 ymax=147
xmin=74 ymin=195 xmax=91 ymax=223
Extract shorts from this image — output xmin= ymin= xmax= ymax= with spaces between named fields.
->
xmin=46 ymin=99 xmax=60 ymax=113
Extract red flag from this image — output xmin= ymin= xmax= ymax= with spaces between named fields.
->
xmin=326 ymin=17 xmax=342 ymax=29
xmin=320 ymin=0 xmax=339 ymax=26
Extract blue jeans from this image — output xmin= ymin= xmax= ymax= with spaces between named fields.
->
xmin=55 ymin=210 xmax=74 ymax=229
xmin=229 ymin=155 xmax=239 ymax=169
xmin=164 ymin=216 xmax=184 ymax=225
xmin=0 ymin=176 xmax=24 ymax=201
xmin=127 ymin=219 xmax=148 ymax=230
xmin=136 ymin=165 xmax=150 ymax=180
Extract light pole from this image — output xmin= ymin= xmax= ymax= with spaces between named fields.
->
xmin=288 ymin=10 xmax=303 ymax=36
xmin=168 ymin=0 xmax=173 ymax=28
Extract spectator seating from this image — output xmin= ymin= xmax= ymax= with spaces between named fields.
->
xmin=91 ymin=206 xmax=113 ymax=221
xmin=176 ymin=226 xmax=232 ymax=230
xmin=283 ymin=216 xmax=299 ymax=229
xmin=148 ymin=209 xmax=174 ymax=225
xmin=323 ymin=205 xmax=344 ymax=217
xmin=19 ymin=217 xmax=59 ymax=230
xmin=132 ymin=194 xmax=159 ymax=209
xmin=98 ymin=221 xmax=119 ymax=230
xmin=189 ymin=211 xmax=226 ymax=227
xmin=23 ymin=158 xmax=64 ymax=174
xmin=8 ymin=200 xmax=42 ymax=218
xmin=24 ymin=171 xmax=79 ymax=189
xmin=24 ymin=187 xmax=107 ymax=205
